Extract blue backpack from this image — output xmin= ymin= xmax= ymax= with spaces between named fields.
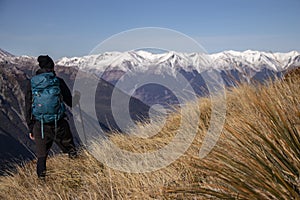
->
xmin=31 ymin=72 xmax=65 ymax=138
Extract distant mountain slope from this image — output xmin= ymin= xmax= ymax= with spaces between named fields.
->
xmin=0 ymin=61 xmax=35 ymax=174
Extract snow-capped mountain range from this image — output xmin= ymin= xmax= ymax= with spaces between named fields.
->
xmin=56 ymin=50 xmax=300 ymax=74
xmin=1 ymin=48 xmax=299 ymax=75
xmin=54 ymin=49 xmax=300 ymax=106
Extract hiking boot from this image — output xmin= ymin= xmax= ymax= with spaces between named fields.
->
xmin=38 ymin=175 xmax=46 ymax=183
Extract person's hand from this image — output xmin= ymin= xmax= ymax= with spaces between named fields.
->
xmin=73 ymin=90 xmax=81 ymax=107
xmin=29 ymin=133 xmax=35 ymax=140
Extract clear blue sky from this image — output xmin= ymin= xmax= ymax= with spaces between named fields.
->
xmin=1 ymin=0 xmax=300 ymax=59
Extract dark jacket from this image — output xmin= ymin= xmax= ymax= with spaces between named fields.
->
xmin=25 ymin=68 xmax=72 ymax=133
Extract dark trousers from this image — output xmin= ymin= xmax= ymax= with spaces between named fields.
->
xmin=33 ymin=118 xmax=76 ymax=178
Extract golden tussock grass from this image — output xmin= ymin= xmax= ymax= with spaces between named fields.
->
xmin=0 ymin=74 xmax=299 ymax=199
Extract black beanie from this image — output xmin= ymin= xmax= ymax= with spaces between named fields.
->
xmin=37 ymin=55 xmax=54 ymax=69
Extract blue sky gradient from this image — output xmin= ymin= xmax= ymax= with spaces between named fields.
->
xmin=0 ymin=0 xmax=299 ymax=59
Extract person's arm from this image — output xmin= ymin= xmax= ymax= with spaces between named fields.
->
xmin=59 ymin=78 xmax=72 ymax=107
xmin=25 ymin=80 xmax=34 ymax=134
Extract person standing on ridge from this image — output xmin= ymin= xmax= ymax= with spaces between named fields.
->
xmin=25 ymin=55 xmax=78 ymax=180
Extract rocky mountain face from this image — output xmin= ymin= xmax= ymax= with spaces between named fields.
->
xmin=0 ymin=60 xmax=35 ymax=174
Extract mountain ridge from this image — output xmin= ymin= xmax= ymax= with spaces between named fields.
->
xmin=55 ymin=49 xmax=300 ymax=73
xmin=1 ymin=48 xmax=299 ymax=73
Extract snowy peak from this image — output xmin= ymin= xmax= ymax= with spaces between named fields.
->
xmin=0 ymin=48 xmax=14 ymax=58
xmin=210 ymin=50 xmax=300 ymax=71
xmin=0 ymin=49 xmax=37 ymax=65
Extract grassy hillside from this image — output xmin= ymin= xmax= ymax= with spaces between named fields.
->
xmin=0 ymin=74 xmax=299 ymax=199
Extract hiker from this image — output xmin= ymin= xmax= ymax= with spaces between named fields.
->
xmin=25 ymin=55 xmax=78 ymax=179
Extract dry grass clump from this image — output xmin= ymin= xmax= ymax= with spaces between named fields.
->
xmin=0 ymin=75 xmax=299 ymax=199
xmin=165 ymin=77 xmax=300 ymax=199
